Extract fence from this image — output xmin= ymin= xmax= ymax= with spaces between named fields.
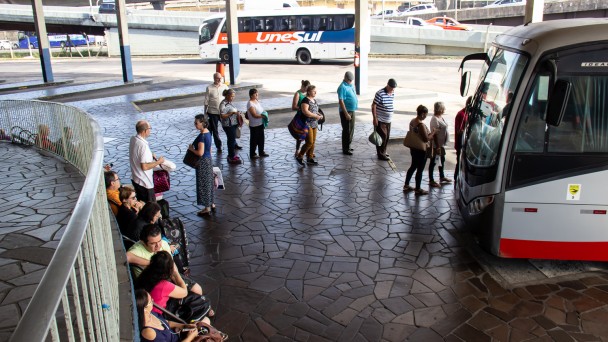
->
xmin=0 ymin=100 xmax=120 ymax=341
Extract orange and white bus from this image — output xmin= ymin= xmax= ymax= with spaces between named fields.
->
xmin=198 ymin=8 xmax=355 ymax=65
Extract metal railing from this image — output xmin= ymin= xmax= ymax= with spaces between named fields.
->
xmin=1 ymin=100 xmax=120 ymax=341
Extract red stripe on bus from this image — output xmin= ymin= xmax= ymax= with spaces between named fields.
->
xmin=499 ymin=238 xmax=608 ymax=261
xmin=593 ymin=210 xmax=607 ymax=215
xmin=524 ymin=208 xmax=538 ymax=213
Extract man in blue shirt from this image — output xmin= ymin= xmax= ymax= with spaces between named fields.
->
xmin=337 ymin=71 xmax=359 ymax=155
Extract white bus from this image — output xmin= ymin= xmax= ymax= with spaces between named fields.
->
xmin=198 ymin=8 xmax=355 ymax=64
xmin=456 ymin=19 xmax=608 ymax=261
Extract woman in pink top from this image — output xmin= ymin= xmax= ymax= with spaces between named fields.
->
xmin=135 ymin=251 xmax=188 ymax=314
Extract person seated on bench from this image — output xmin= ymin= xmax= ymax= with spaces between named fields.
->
xmin=117 ymin=186 xmax=141 ymax=247
xmin=105 ymin=171 xmax=122 ymax=216
xmin=127 ymin=224 xmax=203 ymax=296
xmin=135 ymin=289 xmax=200 ymax=342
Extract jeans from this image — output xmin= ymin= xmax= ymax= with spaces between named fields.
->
xmin=223 ymin=124 xmax=237 ymax=158
xmin=299 ymin=127 xmax=317 ymax=159
xmin=340 ymin=110 xmax=355 ymax=152
xmin=405 ymin=148 xmax=427 ymax=189
xmin=428 ymin=150 xmax=446 ymax=182
xmin=375 ymin=121 xmax=391 ymax=156
xmin=249 ymin=125 xmax=265 ymax=156
xmin=207 ymin=114 xmax=222 ymax=150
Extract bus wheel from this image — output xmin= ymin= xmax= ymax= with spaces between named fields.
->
xmin=296 ymin=49 xmax=312 ymax=65
xmin=219 ymin=49 xmax=230 ymax=62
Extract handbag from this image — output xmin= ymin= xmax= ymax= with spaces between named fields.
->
xmin=317 ymin=108 xmax=326 ymax=125
xmin=288 ymin=111 xmax=309 ymax=141
xmin=237 ymin=113 xmax=244 ymax=127
xmin=403 ymin=130 xmax=428 ymax=151
xmin=166 ymin=292 xmax=211 ymax=323
xmin=183 ymin=149 xmax=201 ymax=168
xmin=153 ymin=163 xmax=170 ymax=193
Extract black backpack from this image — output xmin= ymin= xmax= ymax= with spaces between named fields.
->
xmin=158 ymin=217 xmax=190 ymax=273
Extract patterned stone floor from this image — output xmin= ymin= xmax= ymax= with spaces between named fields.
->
xmin=3 ymin=85 xmax=608 ymax=341
xmin=0 ymin=144 xmax=83 ymax=341
xmin=77 ymin=97 xmax=608 ymax=341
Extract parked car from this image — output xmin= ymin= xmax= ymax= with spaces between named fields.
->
xmin=485 ymin=0 xmax=526 ymax=7
xmin=384 ymin=17 xmax=442 ymax=30
xmin=426 ymin=16 xmax=472 ymax=31
xmin=371 ymin=9 xmax=399 ymax=18
xmin=98 ymin=2 xmax=116 ymax=13
xmin=0 ymin=40 xmax=12 ymax=50
xmin=399 ymin=4 xmax=438 ymax=16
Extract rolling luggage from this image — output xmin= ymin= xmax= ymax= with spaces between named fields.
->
xmin=159 ymin=217 xmax=191 ymax=274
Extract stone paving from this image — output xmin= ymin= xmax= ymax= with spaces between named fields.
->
xmin=0 ymin=144 xmax=83 ymax=341
xmin=3 ymin=82 xmax=608 ymax=341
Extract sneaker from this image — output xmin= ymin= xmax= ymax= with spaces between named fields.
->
xmin=343 ymin=151 xmax=353 ymax=155
xmin=296 ymin=157 xmax=305 ymax=166
xmin=440 ymin=177 xmax=452 ymax=183
xmin=307 ymin=158 xmax=318 ymax=165
xmin=250 ymin=153 xmax=259 ymax=159
xmin=430 ymin=181 xmax=441 ymax=188
xmin=260 ymin=152 xmax=269 ymax=157
xmin=228 ymin=157 xmax=241 ymax=164
xmin=415 ymin=189 xmax=429 ymax=196
xmin=377 ymin=154 xmax=390 ymax=161
xmin=403 ymin=185 xmax=414 ymax=192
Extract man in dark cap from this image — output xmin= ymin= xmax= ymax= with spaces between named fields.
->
xmin=372 ymin=78 xmax=397 ymax=160
xmin=337 ymin=71 xmax=358 ymax=155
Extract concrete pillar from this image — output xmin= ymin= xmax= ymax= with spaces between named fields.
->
xmin=226 ymin=0 xmax=240 ymax=85
xmin=115 ymin=0 xmax=133 ymax=82
xmin=524 ymin=0 xmax=544 ymax=24
xmin=354 ymin=0 xmax=370 ymax=95
xmin=31 ymin=0 xmax=53 ymax=82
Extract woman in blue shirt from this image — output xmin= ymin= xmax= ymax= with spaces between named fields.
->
xmin=188 ymin=114 xmax=215 ymax=216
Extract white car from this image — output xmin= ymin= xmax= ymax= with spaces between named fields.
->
xmin=371 ymin=9 xmax=399 ymax=18
xmin=399 ymin=4 xmax=438 ymax=16
xmin=0 ymin=40 xmax=12 ymax=50
xmin=485 ymin=0 xmax=526 ymax=8
xmin=384 ymin=17 xmax=442 ymax=30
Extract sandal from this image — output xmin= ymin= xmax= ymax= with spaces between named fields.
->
xmin=197 ymin=208 xmax=211 ymax=216
xmin=403 ymin=185 xmax=414 ymax=192
xmin=440 ymin=177 xmax=453 ymax=183
xmin=415 ymin=189 xmax=429 ymax=196
xmin=430 ymin=181 xmax=441 ymax=188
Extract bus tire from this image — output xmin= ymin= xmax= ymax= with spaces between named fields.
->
xmin=296 ymin=49 xmax=312 ymax=65
xmin=219 ymin=49 xmax=230 ymax=62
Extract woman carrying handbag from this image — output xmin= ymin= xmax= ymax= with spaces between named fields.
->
xmin=188 ymin=114 xmax=216 ymax=216
xmin=403 ymin=105 xmax=436 ymax=196
xmin=428 ymin=101 xmax=451 ymax=188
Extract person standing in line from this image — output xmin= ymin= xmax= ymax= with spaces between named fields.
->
xmin=454 ymin=96 xmax=472 ymax=181
xmin=296 ymin=85 xmax=323 ymax=166
xmin=129 ymin=120 xmax=165 ymax=203
xmin=204 ymin=72 xmax=228 ymax=154
xmin=219 ymin=88 xmax=242 ymax=164
xmin=247 ymin=88 xmax=269 ymax=159
xmin=372 ymin=78 xmax=397 ymax=161
xmin=291 ymin=80 xmax=310 ymax=157
xmin=188 ymin=114 xmax=216 ymax=216
xmin=337 ymin=71 xmax=358 ymax=155
xmin=403 ymin=105 xmax=435 ymax=196
xmin=429 ymin=101 xmax=452 ymax=188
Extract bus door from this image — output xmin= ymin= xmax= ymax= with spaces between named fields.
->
xmin=501 ymin=46 xmax=608 ymax=260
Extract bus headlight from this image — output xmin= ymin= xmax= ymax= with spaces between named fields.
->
xmin=468 ymin=195 xmax=495 ymax=215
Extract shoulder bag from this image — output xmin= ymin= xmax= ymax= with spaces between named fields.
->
xmin=403 ymin=130 xmax=427 ymax=152
xmin=288 ymin=110 xmax=309 ymax=141
xmin=183 ymin=149 xmax=201 ymax=169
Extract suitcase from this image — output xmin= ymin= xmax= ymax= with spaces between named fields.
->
xmin=159 ymin=217 xmax=190 ymax=273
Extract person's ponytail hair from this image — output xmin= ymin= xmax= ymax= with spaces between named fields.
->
xmin=222 ymin=88 xmax=235 ymax=97
xmin=416 ymin=105 xmax=428 ymax=118
xmin=301 ymin=80 xmax=310 ymax=88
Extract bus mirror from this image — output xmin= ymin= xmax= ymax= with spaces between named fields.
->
xmin=546 ymin=79 xmax=571 ymax=127
xmin=460 ymin=71 xmax=470 ymax=97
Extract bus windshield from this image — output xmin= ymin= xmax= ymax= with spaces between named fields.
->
xmin=199 ymin=18 xmax=222 ymax=45
xmin=465 ymin=48 xmax=528 ymax=167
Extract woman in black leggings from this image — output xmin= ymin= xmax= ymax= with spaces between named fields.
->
xmin=404 ymin=105 xmax=436 ymax=195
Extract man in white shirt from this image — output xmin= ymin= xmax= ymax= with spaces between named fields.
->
xmin=129 ymin=120 xmax=165 ymax=203
xmin=205 ymin=72 xmax=228 ymax=153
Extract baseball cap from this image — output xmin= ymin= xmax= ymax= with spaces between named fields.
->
xmin=344 ymin=71 xmax=354 ymax=81
xmin=388 ymin=78 xmax=397 ymax=88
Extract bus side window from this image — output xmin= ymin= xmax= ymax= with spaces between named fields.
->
xmin=239 ymin=18 xmax=251 ymax=32
xmin=265 ymin=19 xmax=275 ymax=32
xmin=299 ymin=17 xmax=310 ymax=31
xmin=280 ymin=19 xmax=289 ymax=31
